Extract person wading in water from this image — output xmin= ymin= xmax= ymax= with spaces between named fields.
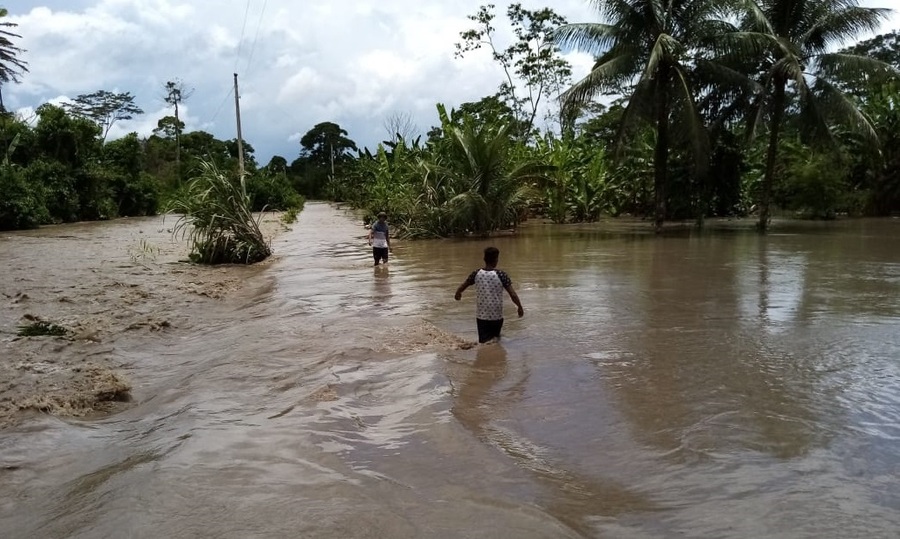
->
xmin=454 ymin=246 xmax=524 ymax=343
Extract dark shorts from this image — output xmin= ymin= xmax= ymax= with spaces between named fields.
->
xmin=476 ymin=318 xmax=504 ymax=343
xmin=373 ymin=247 xmax=389 ymax=264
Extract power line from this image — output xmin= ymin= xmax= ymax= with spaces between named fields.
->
xmin=233 ymin=0 xmax=252 ymax=73
xmin=211 ymin=0 xmax=252 ymax=125
xmin=243 ymin=0 xmax=268 ymax=77
xmin=208 ymin=85 xmax=235 ymax=124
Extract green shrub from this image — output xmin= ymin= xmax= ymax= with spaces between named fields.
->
xmin=18 ymin=320 xmax=68 ymax=337
xmin=166 ymin=160 xmax=271 ymax=264
xmin=0 ymin=165 xmax=49 ymax=230
xmin=778 ymin=150 xmax=850 ymax=219
xmin=22 ymin=159 xmax=77 ymax=223
xmin=246 ymin=171 xmax=304 ymax=211
xmin=111 ymin=171 xmax=160 ymax=216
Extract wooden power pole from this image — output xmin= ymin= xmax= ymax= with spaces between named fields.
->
xmin=233 ymin=72 xmax=245 ymax=178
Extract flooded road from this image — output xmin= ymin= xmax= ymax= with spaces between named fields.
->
xmin=2 ymin=204 xmax=900 ymax=538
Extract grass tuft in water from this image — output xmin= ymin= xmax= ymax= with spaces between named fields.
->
xmin=281 ymin=206 xmax=301 ymax=225
xmin=18 ymin=321 xmax=69 ymax=337
xmin=166 ymin=160 xmax=271 ymax=265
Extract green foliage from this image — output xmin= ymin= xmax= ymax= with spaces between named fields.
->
xmin=166 ymin=160 xmax=271 ymax=265
xmin=62 ymin=90 xmax=144 ymax=141
xmin=554 ymin=0 xmax=715 ymax=231
xmin=0 ymin=164 xmax=48 ymax=229
xmin=331 ymin=103 xmax=546 ymax=238
xmin=532 ymin=135 xmax=612 ymax=223
xmin=0 ymin=7 xmax=29 ymax=110
xmin=456 ymin=3 xmax=572 ymax=138
xmin=245 ymin=169 xmax=305 ymax=211
xmin=774 ymin=140 xmax=852 ymax=219
xmin=17 ymin=320 xmax=68 ymax=337
xmin=2 ymin=3 xmax=899 ymax=237
xmin=281 ymin=207 xmax=300 ymax=224
xmin=729 ymin=0 xmax=890 ymax=229
xmin=0 ymin=84 xmax=309 ymax=231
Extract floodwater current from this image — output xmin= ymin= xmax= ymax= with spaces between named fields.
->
xmin=2 ymin=203 xmax=900 ymax=538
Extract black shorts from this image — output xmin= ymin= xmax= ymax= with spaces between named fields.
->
xmin=476 ymin=318 xmax=504 ymax=343
xmin=373 ymin=247 xmax=389 ymax=263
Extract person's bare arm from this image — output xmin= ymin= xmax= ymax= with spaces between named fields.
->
xmin=505 ymin=284 xmax=524 ymax=317
xmin=386 ymin=229 xmax=392 ymax=251
xmin=455 ymin=281 xmax=470 ymax=301
xmin=367 ymin=227 xmax=374 ymax=245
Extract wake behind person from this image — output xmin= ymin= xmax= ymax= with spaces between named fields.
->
xmin=455 ymin=247 xmax=524 ymax=344
xmin=368 ymin=212 xmax=392 ymax=266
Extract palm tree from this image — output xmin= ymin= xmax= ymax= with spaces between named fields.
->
xmin=734 ymin=0 xmax=891 ymax=230
xmin=0 ymin=7 xmax=28 ymax=111
xmin=432 ymin=105 xmax=546 ymax=236
xmin=554 ymin=0 xmax=722 ymax=232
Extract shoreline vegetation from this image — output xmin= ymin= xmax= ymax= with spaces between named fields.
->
xmin=0 ymin=211 xmax=291 ymax=429
xmin=2 ymin=4 xmax=900 ymax=239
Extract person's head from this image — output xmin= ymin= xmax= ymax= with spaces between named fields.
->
xmin=377 ymin=211 xmax=387 ymax=222
xmin=483 ymin=246 xmax=500 ymax=266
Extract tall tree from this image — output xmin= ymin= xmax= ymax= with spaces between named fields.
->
xmin=299 ymin=121 xmax=357 ymax=173
xmin=152 ymin=115 xmax=185 ymax=139
xmin=163 ymin=79 xmax=193 ymax=180
xmin=456 ymin=3 xmax=572 ymax=139
xmin=294 ymin=121 xmax=357 ymax=197
xmin=0 ymin=7 xmax=28 ymax=111
xmin=554 ymin=0 xmax=720 ymax=232
xmin=383 ymin=111 xmax=419 ymax=144
xmin=734 ymin=0 xmax=890 ymax=231
xmin=62 ymin=90 xmax=144 ymax=142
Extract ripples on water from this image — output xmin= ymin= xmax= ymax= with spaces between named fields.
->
xmin=2 ymin=206 xmax=900 ymax=538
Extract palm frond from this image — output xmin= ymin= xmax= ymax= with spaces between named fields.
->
xmin=553 ymin=22 xmax=619 ymax=56
xmin=801 ymin=5 xmax=890 ymax=54
xmin=672 ymin=65 xmax=711 ymax=176
xmin=560 ymin=47 xmax=641 ymax=107
xmin=816 ymin=52 xmax=896 ymax=81
xmin=814 ymin=75 xmax=878 ymax=142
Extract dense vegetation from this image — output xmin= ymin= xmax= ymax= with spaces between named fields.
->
xmin=2 ymin=2 xmax=899 ymax=239
xmin=0 ymin=102 xmax=305 ymax=231
xmin=333 ymin=1 xmax=900 ymax=237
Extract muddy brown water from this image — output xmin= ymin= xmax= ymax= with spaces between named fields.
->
xmin=2 ymin=203 xmax=900 ymax=538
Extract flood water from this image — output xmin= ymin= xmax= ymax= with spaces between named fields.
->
xmin=2 ymin=203 xmax=900 ymax=538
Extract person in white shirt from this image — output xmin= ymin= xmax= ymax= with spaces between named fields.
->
xmin=454 ymin=246 xmax=524 ymax=343
xmin=367 ymin=212 xmax=392 ymax=266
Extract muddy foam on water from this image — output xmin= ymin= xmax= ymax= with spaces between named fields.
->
xmin=0 ymin=213 xmax=288 ymax=427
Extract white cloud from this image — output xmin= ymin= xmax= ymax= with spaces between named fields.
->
xmin=6 ymin=0 xmax=900 ymax=162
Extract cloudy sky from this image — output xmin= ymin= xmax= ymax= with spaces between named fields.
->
xmin=6 ymin=0 xmax=900 ymax=164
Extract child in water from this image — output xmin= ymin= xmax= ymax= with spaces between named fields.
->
xmin=454 ymin=246 xmax=524 ymax=343
xmin=367 ymin=212 xmax=392 ymax=266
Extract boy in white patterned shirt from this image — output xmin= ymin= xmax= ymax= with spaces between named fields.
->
xmin=454 ymin=246 xmax=524 ymax=343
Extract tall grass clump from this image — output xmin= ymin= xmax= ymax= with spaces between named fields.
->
xmin=166 ymin=160 xmax=271 ymax=264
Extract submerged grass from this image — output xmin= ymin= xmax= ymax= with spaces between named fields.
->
xmin=18 ymin=320 xmax=69 ymax=337
xmin=281 ymin=205 xmax=301 ymax=224
xmin=166 ymin=160 xmax=271 ymax=265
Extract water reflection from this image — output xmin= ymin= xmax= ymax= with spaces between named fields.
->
xmin=452 ymin=344 xmax=654 ymax=535
xmin=372 ymin=264 xmax=391 ymax=303
xmin=602 ymin=234 xmax=835 ymax=461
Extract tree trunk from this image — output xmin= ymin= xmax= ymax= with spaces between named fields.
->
xmin=760 ymin=78 xmax=786 ymax=232
xmin=174 ymin=101 xmax=181 ymax=185
xmin=653 ymin=66 xmax=671 ymax=233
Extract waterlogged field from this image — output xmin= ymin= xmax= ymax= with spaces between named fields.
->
xmin=2 ymin=204 xmax=900 ymax=538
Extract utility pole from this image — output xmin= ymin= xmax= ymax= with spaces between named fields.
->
xmin=233 ymin=72 xmax=245 ymax=178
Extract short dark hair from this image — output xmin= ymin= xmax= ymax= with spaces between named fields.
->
xmin=483 ymin=246 xmax=500 ymax=265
